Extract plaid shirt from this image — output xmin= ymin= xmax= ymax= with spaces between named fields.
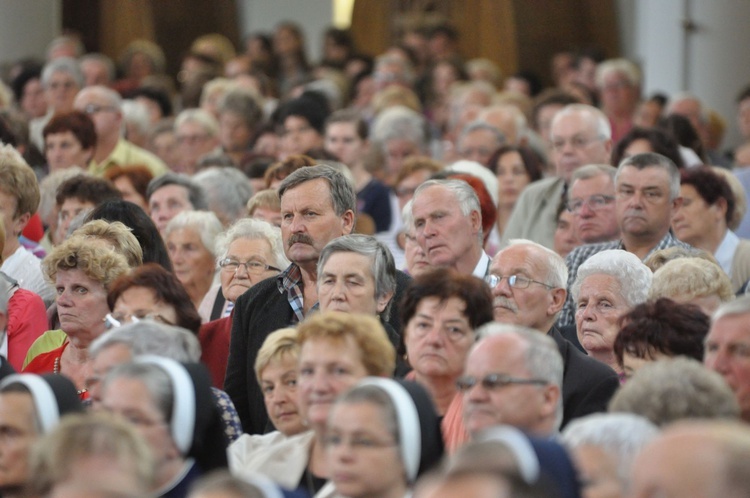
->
xmin=556 ymin=232 xmax=691 ymax=327
xmin=276 ymin=263 xmax=307 ymax=323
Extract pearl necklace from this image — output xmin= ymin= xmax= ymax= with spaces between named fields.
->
xmin=53 ymin=356 xmax=88 ymax=396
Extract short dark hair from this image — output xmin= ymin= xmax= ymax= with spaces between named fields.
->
xmin=43 ymin=111 xmax=97 ymax=151
xmin=325 ymin=108 xmax=368 ymax=140
xmin=277 ymin=91 xmax=330 ymax=135
xmin=107 ymin=263 xmax=201 ymax=334
xmin=680 ymin=166 xmax=736 ymax=226
xmin=146 ymin=172 xmax=207 ymax=210
xmin=56 ymin=174 xmax=122 ymax=207
xmin=487 ymin=145 xmax=544 ymax=183
xmin=399 ymin=269 xmax=493 ymax=334
xmin=278 ymin=164 xmax=356 ymax=217
xmin=611 ymin=126 xmax=685 ymax=169
xmin=125 ymin=86 xmax=173 ymax=118
xmin=613 ymin=298 xmax=709 ymax=368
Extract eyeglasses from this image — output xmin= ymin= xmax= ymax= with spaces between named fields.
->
xmin=456 ymin=373 xmax=548 ymax=392
xmin=103 ymin=312 xmax=174 ymax=329
xmin=81 ymin=103 xmax=118 ymax=115
xmin=566 ymin=194 xmax=615 ymax=213
xmin=324 ymin=433 xmax=397 ymax=451
xmin=219 ymin=258 xmax=281 ymax=274
xmin=485 ymin=274 xmax=553 ymax=289
xmin=176 ymin=133 xmax=210 ymax=145
xmin=551 ymin=135 xmax=603 ymax=152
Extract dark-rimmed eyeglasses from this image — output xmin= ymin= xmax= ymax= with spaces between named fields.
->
xmin=456 ymin=373 xmax=548 ymax=392
xmin=218 ymin=258 xmax=281 ymax=274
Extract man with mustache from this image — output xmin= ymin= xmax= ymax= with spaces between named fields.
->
xmin=487 ymin=239 xmax=619 ymax=428
xmin=557 ymin=152 xmax=690 ymax=327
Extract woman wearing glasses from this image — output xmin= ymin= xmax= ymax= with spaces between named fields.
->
xmin=399 ymin=269 xmax=493 ymax=452
xmin=200 ymin=218 xmax=289 ymax=387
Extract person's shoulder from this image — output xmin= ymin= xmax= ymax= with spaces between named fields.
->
xmin=235 ymin=275 xmax=284 ymax=309
xmin=523 ymin=176 xmax=563 ymax=194
xmin=566 ymin=240 xmax=618 ymax=264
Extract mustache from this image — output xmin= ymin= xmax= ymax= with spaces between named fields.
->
xmin=288 ymin=233 xmax=314 ymax=247
xmin=493 ymin=297 xmax=518 ymax=313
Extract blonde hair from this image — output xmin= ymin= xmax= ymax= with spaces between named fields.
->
xmin=25 ymin=412 xmax=155 ymax=496
xmin=71 ymin=220 xmax=143 ymax=268
xmin=254 ymin=328 xmax=299 ymax=381
xmin=297 ymin=312 xmax=395 ymax=377
xmin=649 ymin=257 xmax=734 ymax=303
xmin=246 ymin=189 xmax=281 ymax=216
xmin=42 ymin=236 xmax=130 ymax=289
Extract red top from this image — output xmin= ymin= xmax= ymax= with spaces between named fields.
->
xmin=6 ymin=289 xmax=48 ymax=370
xmin=23 ymin=341 xmax=89 ymax=401
xmin=199 ymin=314 xmax=232 ymax=389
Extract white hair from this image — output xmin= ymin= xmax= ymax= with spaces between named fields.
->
xmin=506 ymin=239 xmax=568 ymax=289
xmin=214 ymin=218 xmax=289 ymax=270
xmin=164 ymin=210 xmax=223 ymax=257
xmin=571 ymin=249 xmax=652 ymax=306
xmin=551 ymin=104 xmax=612 ymax=141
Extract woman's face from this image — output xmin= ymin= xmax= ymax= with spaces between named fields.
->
xmin=395 ymin=169 xmax=432 ymax=211
xmin=672 ymin=184 xmax=724 ymax=248
xmin=324 ymin=122 xmax=367 ymax=168
xmin=112 ymin=176 xmax=149 ymax=212
xmin=281 ymin=116 xmax=323 ymax=157
xmin=45 ymin=131 xmax=92 ymax=173
xmin=297 ymin=336 xmax=369 ymax=433
xmin=260 ymin=354 xmax=304 ymax=436
xmin=220 ymin=238 xmax=279 ymax=303
xmin=166 ymin=227 xmax=216 ymax=290
xmin=326 ymin=401 xmax=406 ymax=498
xmin=495 ymin=151 xmax=531 ymax=208
xmin=575 ymin=274 xmax=630 ymax=357
xmin=403 ymin=296 xmax=474 ymax=384
xmin=112 ymin=286 xmax=179 ymax=326
xmin=404 ymin=232 xmax=430 ymax=277
xmin=55 ymin=268 xmax=110 ymax=346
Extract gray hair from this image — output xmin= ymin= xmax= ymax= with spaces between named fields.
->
xmin=458 ymin=121 xmax=506 ymax=149
xmin=571 ymin=249 xmax=652 ymax=306
xmin=608 ymin=357 xmax=740 ymax=427
xmin=476 ymin=322 xmax=564 ymax=430
xmin=562 ymin=413 xmax=658 ymax=489
xmin=121 ymin=100 xmax=151 ymax=136
xmin=192 ymin=167 xmax=254 ymax=226
xmin=146 ymin=172 xmax=207 ymax=210
xmin=318 ymin=234 xmax=397 ymax=312
xmin=41 ymin=57 xmax=84 ymax=89
xmin=89 ymin=321 xmax=201 ymax=362
xmin=595 ymin=58 xmax=641 ymax=89
xmin=506 ymin=239 xmax=568 ymax=289
xmin=163 ymin=210 xmax=223 ymax=257
xmin=712 ymin=294 xmax=750 ymax=323
xmin=371 ymin=105 xmax=428 ymax=151
xmin=80 ymin=53 xmax=117 ymax=82
xmin=401 ymin=199 xmax=414 ymax=234
xmin=175 ymin=108 xmax=219 ymax=137
xmin=278 ymin=165 xmax=356 ymax=217
xmin=551 ymin=104 xmax=612 ymax=141
xmin=615 ymin=152 xmax=681 ymax=200
xmin=570 ymin=164 xmax=617 ymax=186
xmin=217 ymin=88 xmax=263 ymax=130
xmin=214 ymin=218 xmax=289 ymax=270
xmin=103 ymin=362 xmax=173 ymax=426
xmin=666 ymin=92 xmax=708 ymax=124
xmin=80 ymin=85 xmax=123 ymax=110
xmin=374 ymin=53 xmax=415 ymax=86
xmin=414 ymin=178 xmax=481 ymax=218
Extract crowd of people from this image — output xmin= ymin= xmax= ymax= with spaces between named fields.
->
xmin=1 ymin=18 xmax=750 ymax=498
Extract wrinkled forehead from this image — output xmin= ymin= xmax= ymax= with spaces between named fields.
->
xmin=494 ymin=244 xmax=548 ymax=278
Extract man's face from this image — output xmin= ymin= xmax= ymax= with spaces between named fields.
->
xmin=488 ymin=244 xmax=565 ymax=331
xmin=148 ymin=184 xmax=193 ymax=234
xmin=704 ymin=313 xmax=750 ymax=421
xmin=669 ymin=99 xmax=704 ymax=138
xmin=412 ymin=185 xmax=481 ymax=272
xmin=462 ymin=335 xmax=555 ymax=436
xmin=73 ymin=89 xmax=121 ymax=141
xmin=175 ymin=121 xmax=218 ymax=172
xmin=615 ymin=165 xmax=678 ymax=241
xmin=0 ymin=392 xmax=37 ymax=491
xmin=280 ymin=179 xmax=354 ymax=267
xmin=45 ymin=71 xmax=80 ymax=112
xmin=318 ymin=251 xmax=389 ymax=315
xmin=599 ymin=72 xmax=638 ymax=115
xmin=457 ymin=129 xmax=500 ymax=167
xmin=568 ymin=174 xmax=618 ymax=243
xmin=550 ymin=111 xmax=611 ymax=182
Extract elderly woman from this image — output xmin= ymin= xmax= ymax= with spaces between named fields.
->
xmin=164 ymin=210 xmax=223 ymax=313
xmin=571 ymin=250 xmax=652 ymax=374
xmin=22 ymin=237 xmax=129 ymax=397
xmin=203 ymin=218 xmax=288 ymax=321
xmin=324 ymin=378 xmax=443 ymax=498
xmin=42 ymin=110 xmax=96 ymax=174
xmin=672 ymin=166 xmax=750 ymax=292
xmin=101 ymin=357 xmax=228 ymax=496
xmin=371 ymin=105 xmax=430 ymax=186
xmin=648 ymin=257 xmax=734 ymax=316
xmin=229 ymin=312 xmax=395 ymax=495
xmin=400 ymin=269 xmax=493 ymax=452
xmin=613 ymin=298 xmax=710 ymax=381
xmin=488 ymin=145 xmax=544 ymax=237
xmin=562 ymin=413 xmax=659 ymax=498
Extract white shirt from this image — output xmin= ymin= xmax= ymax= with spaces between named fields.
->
xmin=472 ymin=251 xmax=492 ymax=279
xmin=1 ymin=246 xmax=54 ymax=304
xmin=715 ymin=230 xmax=740 ymax=275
